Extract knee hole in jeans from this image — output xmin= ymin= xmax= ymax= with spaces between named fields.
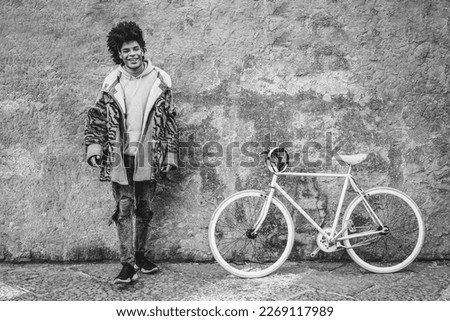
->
xmin=117 ymin=197 xmax=133 ymax=219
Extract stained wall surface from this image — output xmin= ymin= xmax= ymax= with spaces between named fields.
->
xmin=0 ymin=0 xmax=449 ymax=262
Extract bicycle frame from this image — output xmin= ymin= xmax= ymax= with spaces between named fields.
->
xmin=253 ymin=166 xmax=386 ymax=245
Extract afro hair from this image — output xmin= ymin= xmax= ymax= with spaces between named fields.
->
xmin=107 ymin=21 xmax=146 ymax=65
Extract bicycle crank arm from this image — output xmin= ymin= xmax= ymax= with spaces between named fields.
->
xmin=310 ymin=247 xmax=321 ymax=257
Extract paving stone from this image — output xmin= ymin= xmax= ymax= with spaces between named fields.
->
xmin=0 ymin=261 xmax=448 ymax=301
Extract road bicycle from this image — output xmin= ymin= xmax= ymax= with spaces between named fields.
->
xmin=208 ymin=147 xmax=425 ymax=278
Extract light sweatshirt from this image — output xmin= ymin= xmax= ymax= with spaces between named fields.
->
xmin=119 ymin=62 xmax=157 ymax=156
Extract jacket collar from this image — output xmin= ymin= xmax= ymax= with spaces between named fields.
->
xmin=100 ymin=66 xmax=172 ymax=116
xmin=101 ymin=69 xmax=126 ymax=114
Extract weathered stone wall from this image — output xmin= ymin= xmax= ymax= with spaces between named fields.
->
xmin=0 ymin=0 xmax=449 ymax=262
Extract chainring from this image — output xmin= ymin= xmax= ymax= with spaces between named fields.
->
xmin=316 ymin=227 xmax=339 ymax=253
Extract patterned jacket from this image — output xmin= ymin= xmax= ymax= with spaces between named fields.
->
xmin=84 ymin=66 xmax=179 ymax=184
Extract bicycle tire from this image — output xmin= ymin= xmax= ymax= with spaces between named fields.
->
xmin=342 ymin=187 xmax=425 ymax=273
xmin=208 ymin=190 xmax=295 ymax=278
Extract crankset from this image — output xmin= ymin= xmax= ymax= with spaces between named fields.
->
xmin=311 ymin=228 xmax=342 ymax=257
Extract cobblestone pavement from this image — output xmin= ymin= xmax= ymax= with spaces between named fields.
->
xmin=0 ymin=260 xmax=449 ymax=301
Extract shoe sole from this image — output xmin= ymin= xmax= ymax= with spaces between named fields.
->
xmin=141 ymin=267 xmax=159 ymax=274
xmin=113 ymin=273 xmax=138 ymax=284
xmin=134 ymin=264 xmax=159 ymax=274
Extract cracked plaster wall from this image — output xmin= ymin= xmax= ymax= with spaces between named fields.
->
xmin=0 ymin=0 xmax=449 ymax=262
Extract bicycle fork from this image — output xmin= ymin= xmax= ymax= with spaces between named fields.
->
xmin=250 ymin=174 xmax=279 ymax=237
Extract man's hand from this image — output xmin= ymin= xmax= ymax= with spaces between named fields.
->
xmin=160 ymin=164 xmax=174 ymax=180
xmin=161 ymin=164 xmax=172 ymax=173
xmin=88 ymin=155 xmax=101 ymax=168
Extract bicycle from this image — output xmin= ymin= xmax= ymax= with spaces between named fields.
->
xmin=208 ymin=147 xmax=425 ymax=278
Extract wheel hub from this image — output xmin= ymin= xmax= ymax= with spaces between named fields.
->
xmin=378 ymin=225 xmax=390 ymax=235
xmin=246 ymin=229 xmax=257 ymax=239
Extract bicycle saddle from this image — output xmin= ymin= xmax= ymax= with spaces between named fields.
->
xmin=333 ymin=153 xmax=367 ymax=166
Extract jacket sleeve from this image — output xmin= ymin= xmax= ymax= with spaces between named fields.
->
xmin=163 ymin=89 xmax=179 ymax=169
xmin=84 ymin=93 xmax=108 ymax=162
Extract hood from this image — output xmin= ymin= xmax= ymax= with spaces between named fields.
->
xmin=118 ymin=60 xmax=155 ymax=80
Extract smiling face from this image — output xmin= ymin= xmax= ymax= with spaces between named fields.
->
xmin=119 ymin=40 xmax=144 ymax=74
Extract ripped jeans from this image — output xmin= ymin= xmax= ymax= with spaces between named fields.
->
xmin=112 ymin=155 xmax=156 ymax=265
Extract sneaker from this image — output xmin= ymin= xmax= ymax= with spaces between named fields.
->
xmin=135 ymin=253 xmax=159 ymax=274
xmin=113 ymin=263 xmax=138 ymax=284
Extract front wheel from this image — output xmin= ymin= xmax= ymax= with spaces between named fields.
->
xmin=342 ymin=187 xmax=425 ymax=273
xmin=208 ymin=190 xmax=295 ymax=278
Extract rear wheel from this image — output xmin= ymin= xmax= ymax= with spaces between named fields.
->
xmin=342 ymin=187 xmax=425 ymax=273
xmin=208 ymin=190 xmax=294 ymax=278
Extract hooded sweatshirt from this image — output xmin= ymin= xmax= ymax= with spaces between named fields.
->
xmin=119 ymin=62 xmax=157 ymax=156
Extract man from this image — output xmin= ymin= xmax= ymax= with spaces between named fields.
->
xmin=84 ymin=21 xmax=178 ymax=284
